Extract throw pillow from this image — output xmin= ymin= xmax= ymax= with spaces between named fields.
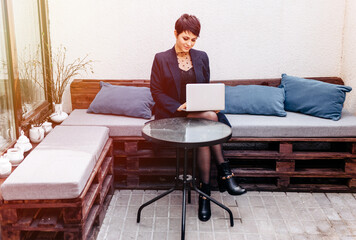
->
xmin=279 ymin=73 xmax=352 ymax=121
xmin=221 ymin=85 xmax=287 ymax=117
xmin=87 ymin=82 xmax=155 ymax=119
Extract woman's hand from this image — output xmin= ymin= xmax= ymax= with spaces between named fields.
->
xmin=177 ymin=103 xmax=187 ymax=111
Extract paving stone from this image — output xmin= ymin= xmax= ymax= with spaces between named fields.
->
xmin=266 ymin=206 xmax=283 ymax=220
xmin=252 ymin=206 xmax=269 ymax=220
xmin=241 ymin=219 xmax=259 ymax=234
xmin=285 ymin=220 xmax=304 ymax=235
xmin=262 ymin=196 xmax=278 ymax=207
xmin=230 ymin=233 xmax=246 ymax=239
xmin=260 ymin=234 xmax=277 ymax=240
xmin=139 ymin=217 xmax=154 ymax=232
xmin=199 ymin=232 xmax=214 ymax=240
xmin=120 ymin=231 xmax=137 ymax=239
xmin=270 ymin=219 xmax=289 ymax=234
xmin=168 ymin=218 xmax=181 ymax=232
xmin=129 ymin=193 xmax=144 ymax=206
xmin=276 ymin=233 xmax=293 ymax=240
xmin=326 ymin=193 xmax=346 ymax=207
xmin=154 ymin=217 xmax=169 ymax=232
xmin=300 ymin=220 xmax=320 ymax=235
xmin=330 ymin=220 xmax=352 ymax=236
xmin=236 ymin=195 xmax=250 ymax=207
xmin=115 ymin=193 xmax=131 ymax=206
xmin=322 ymin=207 xmax=342 ymax=221
xmin=256 ymin=219 xmax=275 ymax=234
xmin=155 ymin=205 xmax=169 ymax=217
xmin=198 ymin=219 xmax=213 ymax=232
xmin=137 ymin=231 xmax=153 ymax=240
xmin=239 ymin=206 xmax=255 ymax=220
xmin=312 ymin=193 xmax=332 ymax=207
xmin=308 ymin=207 xmax=327 ymax=221
xmin=170 ymin=194 xmax=182 ymax=206
xmin=244 ymin=233 xmax=261 ymax=240
xmin=249 ymin=196 xmax=264 ymax=207
xmin=336 ymin=207 xmax=356 ymax=221
xmin=185 ymin=217 xmax=198 ymax=232
xmin=153 ymin=232 xmax=168 ymax=240
xmin=212 ymin=218 xmax=229 ymax=232
xmin=97 ymin=190 xmax=356 ymax=240
xmin=294 ymin=207 xmax=313 ymax=221
xmin=122 ymin=217 xmax=140 ymax=232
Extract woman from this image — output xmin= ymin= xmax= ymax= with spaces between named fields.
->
xmin=150 ymin=14 xmax=246 ymax=222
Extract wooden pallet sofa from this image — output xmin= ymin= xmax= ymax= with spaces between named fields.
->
xmin=64 ymin=77 xmax=356 ymax=192
xmin=0 ymin=126 xmax=114 ymax=240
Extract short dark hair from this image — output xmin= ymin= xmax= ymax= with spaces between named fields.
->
xmin=175 ymin=14 xmax=201 ymax=37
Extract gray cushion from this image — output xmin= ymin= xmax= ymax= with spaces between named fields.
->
xmin=62 ymin=109 xmax=356 ymax=138
xmin=221 ymin=85 xmax=287 ymax=117
xmin=227 ymin=110 xmax=356 ymax=138
xmin=280 ymin=74 xmax=352 ymax=120
xmin=62 ymin=109 xmax=151 ymax=136
xmin=1 ymin=126 xmax=109 ymax=200
xmin=87 ymin=82 xmax=155 ymax=119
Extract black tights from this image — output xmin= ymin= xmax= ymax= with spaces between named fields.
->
xmin=197 ymin=144 xmax=225 ymax=184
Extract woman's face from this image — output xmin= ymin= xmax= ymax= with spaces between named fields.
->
xmin=174 ymin=30 xmax=197 ymax=53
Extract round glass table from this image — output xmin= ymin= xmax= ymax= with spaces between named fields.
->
xmin=137 ymin=117 xmax=234 ymax=240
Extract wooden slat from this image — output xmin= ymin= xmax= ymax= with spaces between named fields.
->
xmin=13 ymin=209 xmax=40 ymax=227
xmin=38 ymin=209 xmax=61 ymax=227
xmin=224 ymin=150 xmax=356 ymax=160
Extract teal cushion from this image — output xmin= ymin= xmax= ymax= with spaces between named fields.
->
xmin=279 ymin=74 xmax=352 ymax=121
xmin=221 ymin=85 xmax=287 ymax=117
xmin=87 ymin=82 xmax=154 ymax=119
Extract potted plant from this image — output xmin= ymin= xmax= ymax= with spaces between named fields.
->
xmin=34 ymin=46 xmax=94 ymax=123
xmin=29 ymin=118 xmax=45 ymax=143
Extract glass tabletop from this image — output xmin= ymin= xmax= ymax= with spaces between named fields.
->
xmin=142 ymin=117 xmax=232 ymax=148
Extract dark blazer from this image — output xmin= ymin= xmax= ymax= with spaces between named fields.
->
xmin=150 ymin=46 xmax=231 ymax=127
xmin=150 ymin=46 xmax=210 ymax=119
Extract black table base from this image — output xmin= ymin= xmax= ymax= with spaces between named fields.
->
xmin=137 ymin=147 xmax=234 ymax=240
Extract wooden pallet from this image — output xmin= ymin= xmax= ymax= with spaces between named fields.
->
xmin=70 ymin=78 xmax=356 ymax=192
xmin=112 ymin=136 xmax=356 ymax=192
xmin=0 ymin=139 xmax=114 ymax=240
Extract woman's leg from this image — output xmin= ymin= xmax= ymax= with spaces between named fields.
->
xmin=188 ymin=111 xmax=246 ymax=196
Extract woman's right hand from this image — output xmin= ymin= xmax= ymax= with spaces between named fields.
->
xmin=177 ymin=103 xmax=187 ymax=111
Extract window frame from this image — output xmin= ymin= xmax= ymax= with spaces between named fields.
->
xmin=2 ymin=0 xmax=52 ymax=142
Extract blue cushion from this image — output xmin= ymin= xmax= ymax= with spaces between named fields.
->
xmin=87 ymin=82 xmax=154 ymax=119
xmin=279 ymin=74 xmax=352 ymax=121
xmin=221 ymin=85 xmax=287 ymax=117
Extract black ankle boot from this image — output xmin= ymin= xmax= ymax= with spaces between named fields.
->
xmin=217 ymin=162 xmax=246 ymax=195
xmin=198 ymin=183 xmax=211 ymax=222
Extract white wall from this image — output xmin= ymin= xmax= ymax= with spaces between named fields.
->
xmin=48 ymin=0 xmax=347 ymax=113
xmin=342 ymin=0 xmax=356 ymax=113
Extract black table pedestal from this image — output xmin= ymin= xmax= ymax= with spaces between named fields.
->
xmin=137 ymin=148 xmax=234 ymax=240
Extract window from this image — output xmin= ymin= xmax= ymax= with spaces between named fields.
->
xmin=0 ymin=7 xmax=16 ymax=152
xmin=0 ymin=0 xmax=51 ymax=153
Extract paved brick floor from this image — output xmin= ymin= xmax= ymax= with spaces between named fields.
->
xmin=96 ymin=190 xmax=356 ymax=240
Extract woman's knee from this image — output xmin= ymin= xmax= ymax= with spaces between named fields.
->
xmin=202 ymin=111 xmax=218 ymax=121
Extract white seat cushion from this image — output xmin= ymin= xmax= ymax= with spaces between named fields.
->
xmin=1 ymin=126 xmax=109 ymax=200
xmin=227 ymin=110 xmax=356 ymax=138
xmin=61 ymin=109 xmax=151 ymax=136
xmin=61 ymin=109 xmax=356 ymax=138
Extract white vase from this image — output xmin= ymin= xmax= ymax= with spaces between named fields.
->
xmin=50 ymin=103 xmax=68 ymax=123
xmin=29 ymin=126 xmax=45 ymax=143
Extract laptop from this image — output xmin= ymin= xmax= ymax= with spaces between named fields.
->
xmin=184 ymin=83 xmax=225 ymax=112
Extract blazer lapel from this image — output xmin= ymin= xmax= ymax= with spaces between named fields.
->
xmin=167 ymin=47 xmax=181 ymax=97
xmin=190 ymin=49 xmax=203 ymax=83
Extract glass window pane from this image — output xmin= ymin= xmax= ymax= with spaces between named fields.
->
xmin=12 ymin=0 xmax=45 ymax=117
xmin=0 ymin=3 xmax=16 ymax=151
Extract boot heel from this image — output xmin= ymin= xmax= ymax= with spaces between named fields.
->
xmin=217 ymin=178 xmax=226 ymax=192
